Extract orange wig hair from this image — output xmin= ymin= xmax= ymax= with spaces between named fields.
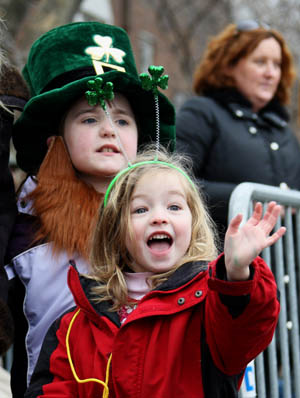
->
xmin=27 ymin=137 xmax=102 ymax=260
xmin=193 ymin=24 xmax=295 ymax=104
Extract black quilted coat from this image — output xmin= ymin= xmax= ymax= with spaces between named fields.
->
xmin=176 ymin=88 xmax=300 ymax=238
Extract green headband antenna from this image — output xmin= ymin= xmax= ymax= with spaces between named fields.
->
xmin=103 ymin=160 xmax=196 ymax=207
xmin=85 ymin=76 xmax=132 ymax=165
xmin=86 ymin=77 xmax=114 ymax=109
xmin=140 ymin=66 xmax=169 ymax=158
xmin=86 ymin=66 xmax=176 ymax=208
xmin=85 ymin=66 xmax=169 ymax=163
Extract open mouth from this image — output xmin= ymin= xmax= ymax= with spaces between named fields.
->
xmin=97 ymin=146 xmax=120 ymax=153
xmin=147 ymin=233 xmax=173 ymax=252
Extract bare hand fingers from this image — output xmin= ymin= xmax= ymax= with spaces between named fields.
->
xmin=260 ymin=202 xmax=282 ymax=234
xmin=265 ymin=226 xmax=286 ymax=247
xmin=227 ymin=213 xmax=243 ymax=235
xmin=247 ymin=202 xmax=263 ymax=226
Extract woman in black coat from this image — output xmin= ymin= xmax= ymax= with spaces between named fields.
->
xmin=176 ymin=21 xmax=300 ymax=241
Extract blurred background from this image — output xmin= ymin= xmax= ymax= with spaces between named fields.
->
xmin=1 ymin=3 xmax=300 ymax=397
xmin=1 ymin=0 xmax=300 ymax=187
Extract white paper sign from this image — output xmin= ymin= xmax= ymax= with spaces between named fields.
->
xmin=240 ymin=361 xmax=256 ymax=397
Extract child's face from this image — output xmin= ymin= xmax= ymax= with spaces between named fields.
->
xmin=63 ymin=93 xmax=138 ymax=192
xmin=125 ymin=170 xmax=192 ymax=273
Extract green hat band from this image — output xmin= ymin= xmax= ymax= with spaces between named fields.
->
xmin=104 ymin=160 xmax=196 ymax=207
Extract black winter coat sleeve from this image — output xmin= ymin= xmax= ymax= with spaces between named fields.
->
xmin=176 ymin=97 xmax=235 ymax=233
xmin=0 ymin=109 xmax=17 ymax=354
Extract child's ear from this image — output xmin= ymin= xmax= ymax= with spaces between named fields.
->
xmin=46 ymin=136 xmax=56 ymax=148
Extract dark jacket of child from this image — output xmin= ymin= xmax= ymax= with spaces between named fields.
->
xmin=25 ymin=254 xmax=279 ymax=398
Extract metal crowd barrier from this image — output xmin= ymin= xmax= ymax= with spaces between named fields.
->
xmin=228 ymin=182 xmax=300 ymax=398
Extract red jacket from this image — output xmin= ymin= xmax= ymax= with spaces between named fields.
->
xmin=26 ymin=255 xmax=279 ymax=398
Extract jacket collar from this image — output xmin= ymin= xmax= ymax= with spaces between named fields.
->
xmin=153 ymin=260 xmax=208 ymax=291
xmin=206 ymin=87 xmax=289 ymax=128
xmin=68 ymin=260 xmax=208 ymax=326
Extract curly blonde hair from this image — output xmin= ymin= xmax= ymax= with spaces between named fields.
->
xmin=89 ymin=147 xmax=218 ymax=310
xmin=193 ymin=23 xmax=295 ymax=104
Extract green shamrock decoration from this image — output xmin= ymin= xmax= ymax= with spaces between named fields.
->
xmin=85 ymin=77 xmax=114 ymax=109
xmin=140 ymin=65 xmax=169 ymax=96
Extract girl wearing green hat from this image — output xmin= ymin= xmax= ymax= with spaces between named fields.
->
xmin=5 ymin=21 xmax=175 ymax=397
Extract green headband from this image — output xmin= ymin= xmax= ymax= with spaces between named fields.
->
xmin=103 ymin=160 xmax=196 ymax=207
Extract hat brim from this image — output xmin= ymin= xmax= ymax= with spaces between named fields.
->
xmin=13 ymin=70 xmax=175 ymax=173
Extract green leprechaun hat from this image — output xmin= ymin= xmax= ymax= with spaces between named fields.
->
xmin=13 ymin=21 xmax=175 ymax=174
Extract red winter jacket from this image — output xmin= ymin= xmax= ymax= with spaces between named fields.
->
xmin=25 ymin=255 xmax=279 ymax=398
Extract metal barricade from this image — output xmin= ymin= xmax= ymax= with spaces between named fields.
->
xmin=228 ymin=182 xmax=300 ymax=398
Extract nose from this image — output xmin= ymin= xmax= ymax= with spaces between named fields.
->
xmin=265 ymin=61 xmax=278 ymax=77
xmin=100 ymin=119 xmax=116 ymax=138
xmin=151 ymin=209 xmax=169 ymax=225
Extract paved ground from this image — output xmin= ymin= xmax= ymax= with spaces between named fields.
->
xmin=0 ymin=366 xmax=12 ymax=398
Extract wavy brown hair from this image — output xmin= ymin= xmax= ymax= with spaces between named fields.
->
xmin=193 ymin=23 xmax=295 ymax=104
xmin=89 ymin=147 xmax=218 ymax=310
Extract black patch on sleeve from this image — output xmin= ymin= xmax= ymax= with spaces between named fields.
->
xmin=201 ymin=327 xmax=243 ymax=397
xmin=216 ymin=257 xmax=254 ymax=318
xmin=25 ymin=313 xmax=67 ymax=398
xmin=8 ymin=276 xmax=28 ymax=398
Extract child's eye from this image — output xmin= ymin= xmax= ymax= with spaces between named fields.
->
xmin=133 ymin=207 xmax=147 ymax=214
xmin=83 ymin=117 xmax=97 ymax=124
xmin=116 ymin=119 xmax=129 ymax=127
xmin=168 ymin=204 xmax=181 ymax=211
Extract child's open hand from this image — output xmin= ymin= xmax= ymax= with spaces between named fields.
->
xmin=224 ymin=201 xmax=286 ymax=281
